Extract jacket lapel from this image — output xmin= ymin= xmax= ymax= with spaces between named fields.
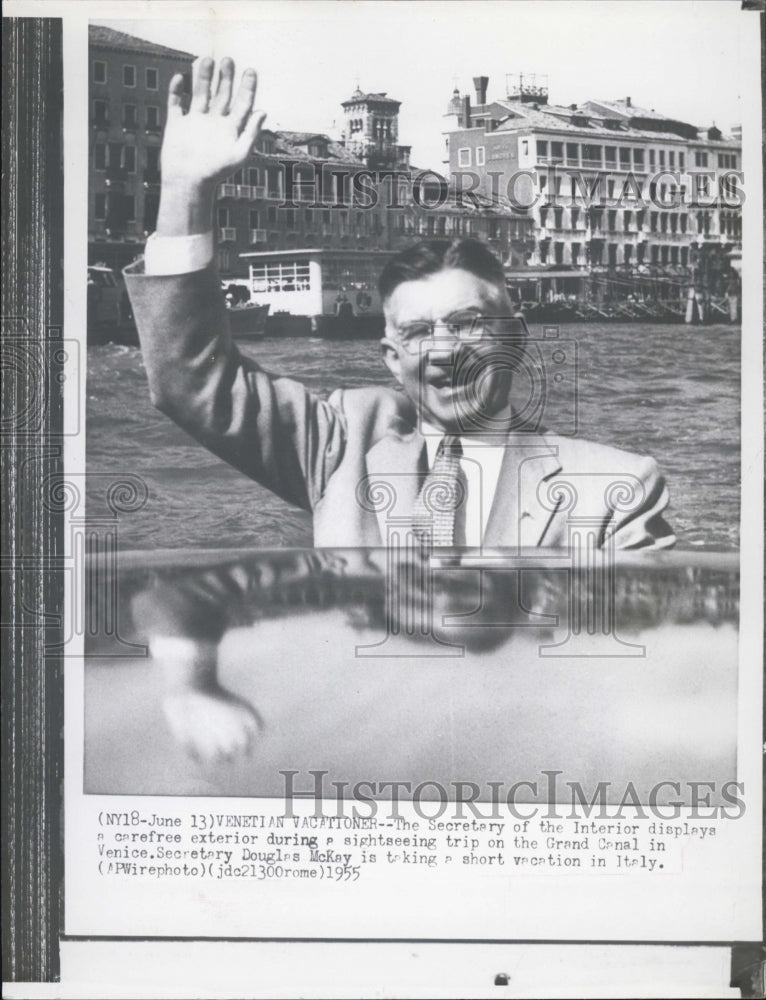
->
xmin=364 ymin=431 xmax=427 ymax=545
xmin=484 ymin=434 xmax=563 ymax=547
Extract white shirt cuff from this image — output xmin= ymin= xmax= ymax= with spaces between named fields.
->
xmin=144 ymin=231 xmax=214 ymax=275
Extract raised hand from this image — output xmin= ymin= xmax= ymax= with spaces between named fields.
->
xmin=156 ymin=57 xmax=266 ymax=236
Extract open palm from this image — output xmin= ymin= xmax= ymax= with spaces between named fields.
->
xmin=161 ymin=57 xmax=266 ymax=187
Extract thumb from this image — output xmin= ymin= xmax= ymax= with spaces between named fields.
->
xmin=236 ymin=110 xmax=267 ymax=158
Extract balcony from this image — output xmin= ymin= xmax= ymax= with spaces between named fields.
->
xmin=236 ymin=184 xmax=254 ymax=199
xmin=249 ymin=228 xmax=267 ymax=244
xmin=219 ymin=183 xmax=237 ymax=198
xmin=219 ymin=227 xmax=236 ymax=242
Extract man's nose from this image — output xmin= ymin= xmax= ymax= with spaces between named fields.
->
xmin=426 ymin=344 xmax=455 ymax=366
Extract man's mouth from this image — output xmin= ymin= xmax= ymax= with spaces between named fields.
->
xmin=427 ymin=371 xmax=454 ymax=390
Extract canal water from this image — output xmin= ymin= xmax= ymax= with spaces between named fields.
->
xmin=86 ymin=322 xmax=740 ymax=550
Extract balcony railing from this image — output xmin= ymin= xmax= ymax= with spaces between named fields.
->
xmin=220 ymin=183 xmax=237 ymax=198
xmin=249 ymin=228 xmax=267 ymax=243
xmin=219 ymin=227 xmax=236 ymax=242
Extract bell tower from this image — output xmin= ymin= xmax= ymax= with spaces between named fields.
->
xmin=341 ymin=87 xmax=407 ymax=169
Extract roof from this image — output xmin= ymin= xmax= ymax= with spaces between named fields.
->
xmin=89 ymin=24 xmax=195 ymax=60
xmin=342 ymin=88 xmax=400 ymax=108
xmin=256 ymin=128 xmax=364 ymax=166
xmin=585 ymin=98 xmax=695 ymax=126
xmin=488 ymin=103 xmax=704 ymax=143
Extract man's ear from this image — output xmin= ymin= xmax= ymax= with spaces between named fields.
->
xmin=380 ymin=337 xmax=402 ymax=384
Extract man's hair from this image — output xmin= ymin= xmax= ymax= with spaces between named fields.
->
xmin=378 ymin=238 xmax=507 ymax=303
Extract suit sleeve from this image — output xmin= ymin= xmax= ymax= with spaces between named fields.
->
xmin=124 ymin=261 xmax=346 ymax=512
xmin=605 ymin=456 xmax=676 ymax=550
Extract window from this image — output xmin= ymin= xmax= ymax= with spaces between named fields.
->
xmin=457 ymin=148 xmax=471 ymax=167
xmin=283 ymin=208 xmax=296 ymax=227
xmin=582 ymin=144 xmax=602 ymax=165
xmin=551 ymin=141 xmax=563 ymax=161
xmin=566 ymin=143 xmax=579 ymax=164
xmin=633 ymin=148 xmax=644 ymax=169
xmin=659 ymin=150 xmax=665 ymax=167
xmin=123 ymin=65 xmax=136 ymax=87
xmin=124 ymin=195 xmax=135 ymax=221
xmin=669 ymin=150 xmax=675 ymax=168
xmin=251 ymin=261 xmax=312 ymax=293
xmin=93 ymin=60 xmax=106 ymax=84
xmin=521 ymin=139 xmax=528 ymax=156
xmin=679 ymin=152 xmax=685 ymax=169
xmin=94 ymin=193 xmax=106 ymax=219
xmin=218 ymin=249 xmax=231 ymax=271
xmin=123 ymin=146 xmax=136 ymax=173
xmin=145 ymin=146 xmax=160 ymax=177
xmin=146 ymin=106 xmax=161 ymax=131
xmin=570 ymin=207 xmax=580 ymax=228
xmin=249 ymin=209 xmax=260 ymax=228
xmin=536 ymin=139 xmax=548 ymax=158
xmin=146 ymin=68 xmax=159 ymax=90
xmin=649 ymin=149 xmax=655 ymax=168
xmin=247 ymin=167 xmax=260 ymax=186
xmin=619 ymin=147 xmax=631 ymax=169
xmin=94 ymin=143 xmax=106 ymax=170
xmin=267 ymin=206 xmax=277 ymax=224
xmin=108 ymin=142 xmax=122 ymax=171
xmin=476 ymin=146 xmax=486 ymax=166
xmin=218 ymin=207 xmax=230 ymax=227
xmin=122 ymin=104 xmax=137 ymax=129
xmin=143 ymin=192 xmax=159 ymax=231
xmin=694 ymin=151 xmax=708 ymax=167
xmin=604 ymin=146 xmax=617 ymax=167
xmin=93 ymin=100 xmax=108 ymax=126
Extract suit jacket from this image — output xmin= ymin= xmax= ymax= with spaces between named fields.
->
xmin=124 ymin=263 xmax=675 ymax=550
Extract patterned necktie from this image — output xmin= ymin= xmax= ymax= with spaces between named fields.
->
xmin=412 ymin=435 xmax=467 ymax=546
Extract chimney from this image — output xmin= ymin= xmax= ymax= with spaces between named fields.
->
xmin=473 ymin=76 xmax=488 ymax=106
xmin=626 ymin=96 xmax=632 ymax=107
xmin=461 ymin=95 xmax=471 ymax=128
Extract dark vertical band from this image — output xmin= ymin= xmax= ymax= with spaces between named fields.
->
xmin=1 ymin=17 xmax=64 ymax=981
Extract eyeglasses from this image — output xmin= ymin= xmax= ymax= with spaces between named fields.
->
xmin=393 ymin=315 xmax=525 ymax=355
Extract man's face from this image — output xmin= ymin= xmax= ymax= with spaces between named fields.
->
xmin=381 ymin=267 xmax=515 ymax=434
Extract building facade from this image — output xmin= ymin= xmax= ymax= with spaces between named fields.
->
xmin=88 ymin=25 xmax=194 ymax=270
xmin=444 ymin=76 xmax=742 ymax=277
xmin=216 ymin=87 xmax=532 ymax=280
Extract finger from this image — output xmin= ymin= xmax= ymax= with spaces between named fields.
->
xmin=236 ymin=109 xmax=267 ymax=159
xmin=167 ymin=73 xmax=185 ymax=117
xmin=212 ymin=56 xmax=234 ymax=114
xmin=229 ymin=68 xmax=258 ymax=133
xmin=191 ymin=56 xmax=215 ymax=113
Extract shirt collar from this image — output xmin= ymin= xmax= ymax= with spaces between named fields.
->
xmin=420 ymin=404 xmax=513 ymax=463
